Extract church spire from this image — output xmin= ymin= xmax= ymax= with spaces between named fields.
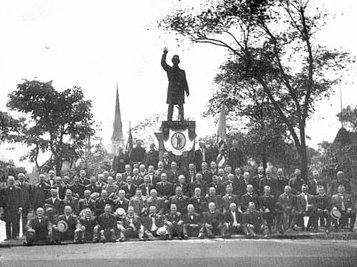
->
xmin=111 ymin=83 xmax=124 ymax=154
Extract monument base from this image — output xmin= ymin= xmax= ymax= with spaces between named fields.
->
xmin=155 ymin=121 xmax=196 ymax=171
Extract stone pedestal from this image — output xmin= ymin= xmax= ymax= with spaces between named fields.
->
xmin=155 ymin=121 xmax=196 ymax=171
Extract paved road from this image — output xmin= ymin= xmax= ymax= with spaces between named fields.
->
xmin=0 ymin=239 xmax=356 ymax=267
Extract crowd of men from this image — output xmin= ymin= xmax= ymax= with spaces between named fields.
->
xmin=0 ymin=147 xmax=356 ymax=245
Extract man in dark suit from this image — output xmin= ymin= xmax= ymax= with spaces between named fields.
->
xmin=147 ymin=165 xmax=160 ymax=185
xmin=210 ymin=161 xmax=219 ymax=176
xmin=240 ymin=185 xmax=259 ymax=212
xmin=199 ymin=202 xmax=224 ymax=238
xmin=222 ymin=174 xmax=239 ymax=197
xmin=145 ymin=143 xmax=159 ymax=169
xmin=329 ymin=171 xmax=352 ymax=196
xmin=289 ymin=169 xmax=306 ymax=195
xmin=155 ymin=173 xmax=175 ymax=200
xmin=52 ymin=176 xmax=66 ymax=200
xmin=112 ymin=146 xmax=129 ymax=175
xmin=86 ymin=176 xmax=102 ymax=195
xmin=209 ymin=175 xmax=224 ymax=196
xmin=194 ymin=141 xmax=207 ymax=172
xmin=228 ymin=139 xmax=244 ymax=172
xmin=206 ymin=187 xmax=223 ymax=212
xmin=201 ymin=162 xmax=213 ymax=184
xmin=94 ymin=204 xmax=117 ymax=242
xmin=276 ymin=168 xmax=288 ymax=197
xmin=190 ymin=188 xmax=207 ymax=214
xmin=78 ymin=190 xmax=96 ymax=212
xmin=139 ymin=175 xmax=155 ymax=197
xmin=121 ymin=176 xmax=137 ymax=199
xmin=169 ymin=186 xmax=190 ymax=215
xmin=258 ymin=185 xmax=276 ymax=234
xmin=95 ymin=190 xmax=114 ymax=217
xmin=33 ymin=174 xmax=51 ymax=210
xmin=235 ymin=168 xmax=247 ymax=199
xmin=130 ymin=140 xmax=146 ymax=165
xmin=165 ymin=203 xmax=184 ymax=239
xmin=131 ymin=168 xmax=144 ymax=187
xmin=242 ymin=202 xmax=268 ymax=237
xmin=331 ymin=185 xmax=356 ymax=231
xmin=223 ymin=202 xmax=243 ymax=237
xmin=25 ymin=207 xmax=52 ymax=245
xmin=185 ymin=163 xmax=197 ymax=184
xmin=296 ymin=184 xmax=316 ymax=231
xmin=122 ymin=164 xmax=133 ymax=181
xmin=221 ymin=184 xmax=239 ymax=214
xmin=16 ymin=173 xmax=33 ymax=236
xmin=174 ymin=175 xmax=191 ymax=197
xmin=190 ymin=173 xmax=208 ymax=197
xmin=69 ymin=176 xmax=86 ymax=199
xmin=182 ymin=204 xmax=201 ymax=238
xmin=252 ymin=167 xmax=264 ymax=195
xmin=62 ymin=189 xmax=80 ymax=215
xmin=314 ymin=186 xmax=331 ymax=232
xmin=161 ymin=47 xmax=189 ymax=121
xmin=113 ymin=189 xmax=130 ymax=212
xmin=44 ymin=189 xmax=63 ymax=223
xmin=308 ymin=170 xmax=326 ymax=195
xmin=277 ymin=185 xmax=297 ymax=233
xmin=162 ymin=153 xmax=172 ymax=171
xmin=166 ymin=161 xmax=183 ymax=184
xmin=53 ymin=206 xmax=81 ymax=243
xmin=259 ymin=168 xmax=278 ymax=196
xmin=142 ymin=206 xmax=167 ymax=240
xmin=146 ymin=189 xmax=165 ymax=215
xmin=0 ymin=176 xmax=22 ymax=240
xmin=119 ymin=206 xmax=145 ymax=241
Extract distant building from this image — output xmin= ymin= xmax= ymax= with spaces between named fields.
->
xmin=111 ymin=85 xmax=125 ymax=154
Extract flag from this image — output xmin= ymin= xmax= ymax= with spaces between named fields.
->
xmin=126 ymin=121 xmax=133 ymax=157
xmin=217 ymin=104 xmax=226 ymax=143
xmin=216 ymin=139 xmax=229 ymax=168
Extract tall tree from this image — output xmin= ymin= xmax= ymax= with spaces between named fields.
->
xmin=7 ymin=80 xmax=95 ymax=175
xmin=160 ymin=0 xmax=353 ymax=178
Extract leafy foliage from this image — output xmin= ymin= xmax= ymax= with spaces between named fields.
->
xmin=338 ymin=105 xmax=357 ymax=131
xmin=0 ymin=111 xmax=20 ymax=142
xmin=160 ymin=0 xmax=354 ymax=177
xmin=7 ymin=80 xmax=95 ymax=174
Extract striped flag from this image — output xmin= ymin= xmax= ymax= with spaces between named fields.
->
xmin=216 ymin=104 xmax=228 ymax=168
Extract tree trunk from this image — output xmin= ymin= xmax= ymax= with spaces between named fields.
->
xmin=298 ymin=124 xmax=308 ymax=182
xmin=55 ymin=158 xmax=62 ymax=176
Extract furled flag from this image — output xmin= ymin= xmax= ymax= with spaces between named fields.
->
xmin=216 ymin=104 xmax=228 ymax=168
xmin=126 ymin=121 xmax=133 ymax=158
xmin=217 ymin=103 xmax=226 ymax=143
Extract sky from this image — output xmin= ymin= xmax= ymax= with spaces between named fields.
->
xmin=0 ymin=0 xmax=356 ymax=166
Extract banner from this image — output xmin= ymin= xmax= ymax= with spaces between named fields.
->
xmin=163 ymin=128 xmax=195 ymax=156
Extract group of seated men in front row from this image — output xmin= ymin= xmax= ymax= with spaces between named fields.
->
xmin=0 ymin=162 xmax=356 ymax=245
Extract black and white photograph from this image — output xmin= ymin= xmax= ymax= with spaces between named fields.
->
xmin=0 ymin=0 xmax=356 ymax=266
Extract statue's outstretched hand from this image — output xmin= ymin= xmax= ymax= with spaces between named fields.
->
xmin=163 ymin=47 xmax=169 ymax=54
xmin=186 ymin=92 xmax=190 ymax=97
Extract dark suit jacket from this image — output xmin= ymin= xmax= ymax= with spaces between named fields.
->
xmin=16 ymin=181 xmax=33 ymax=210
xmin=78 ymin=197 xmax=96 ymax=212
xmin=28 ymin=216 xmax=51 ymax=239
xmin=259 ymin=177 xmax=278 ymax=196
xmin=169 ymin=195 xmax=190 ymax=214
xmin=167 ymin=169 xmax=183 ymax=183
xmin=190 ymin=180 xmax=208 ymax=197
xmin=131 ymin=176 xmax=144 ymax=187
xmin=240 ymin=193 xmax=259 ymax=212
xmin=242 ymin=210 xmax=264 ymax=228
xmin=52 ymin=184 xmax=66 ymax=200
xmin=44 ymin=197 xmax=63 ymax=215
xmin=174 ymin=182 xmax=191 ymax=197
xmin=69 ymin=183 xmax=86 ymax=199
xmin=277 ymin=193 xmax=297 ymax=211
xmin=297 ymin=193 xmax=316 ymax=212
xmin=146 ymin=197 xmax=164 ymax=214
xmin=258 ymin=194 xmax=276 ymax=214
xmin=228 ymin=148 xmax=244 ymax=171
xmin=190 ymin=196 xmax=208 ymax=214
xmin=201 ymin=170 xmax=213 ymax=184
xmin=221 ymin=193 xmax=239 ymax=212
xmin=62 ymin=197 xmax=79 ymax=215
xmin=57 ymin=214 xmax=79 ymax=233
xmin=33 ymin=182 xmax=51 ymax=209
xmin=139 ymin=183 xmax=155 ymax=197
xmin=85 ymin=184 xmax=102 ymax=194
xmin=113 ymin=198 xmax=130 ymax=212
xmin=194 ymin=149 xmax=207 ymax=171
xmin=331 ymin=193 xmax=354 ymax=211
xmin=202 ymin=211 xmax=223 ymax=227
xmin=142 ymin=213 xmax=165 ymax=230
xmin=156 ymin=181 xmax=174 ymax=198
xmin=97 ymin=213 xmax=117 ymax=230
xmin=185 ymin=171 xmax=197 ymax=184
xmin=1 ymin=186 xmax=22 ymax=212
xmin=209 ymin=182 xmax=225 ymax=196
xmin=95 ymin=198 xmax=114 ymax=216
xmin=224 ymin=209 xmax=243 ymax=225
xmin=308 ymin=179 xmax=327 ymax=195
xmin=206 ymin=195 xmax=223 ymax=211
xmin=121 ymin=183 xmax=137 ymax=199
xmin=183 ymin=212 xmax=201 ymax=225
xmin=165 ymin=211 xmax=183 ymax=225
xmin=314 ymin=194 xmax=331 ymax=211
